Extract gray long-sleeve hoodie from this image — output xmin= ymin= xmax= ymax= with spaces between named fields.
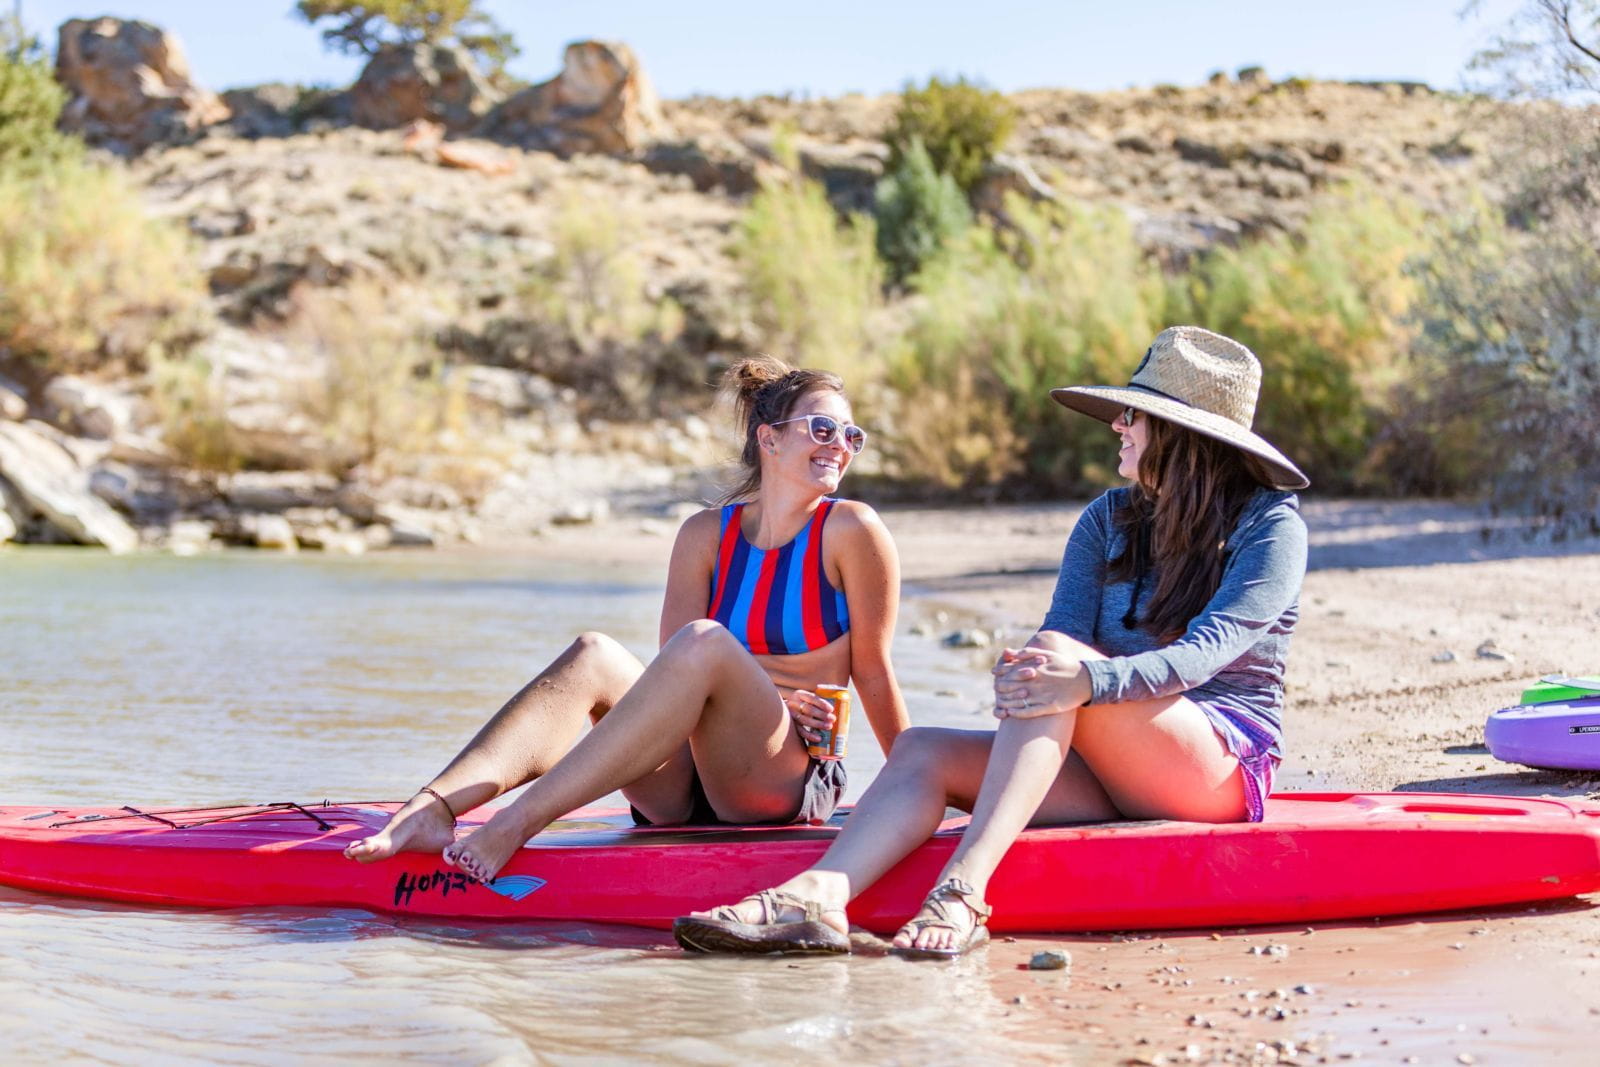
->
xmin=1039 ymin=486 xmax=1307 ymax=757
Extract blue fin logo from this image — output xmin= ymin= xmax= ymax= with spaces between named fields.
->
xmin=485 ymin=875 xmax=547 ymax=901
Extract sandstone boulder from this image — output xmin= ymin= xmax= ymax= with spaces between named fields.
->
xmin=0 ymin=476 xmax=25 ymax=543
xmin=351 ymin=42 xmax=502 ymax=132
xmin=0 ymin=421 xmax=140 ymax=552
xmin=639 ymin=137 xmax=764 ymax=194
xmin=221 ymin=470 xmax=340 ymax=512
xmin=55 ymin=17 xmax=230 ymax=152
xmin=166 ymin=518 xmax=215 ymax=556
xmin=481 ymin=41 xmax=670 ymax=156
xmin=973 ymin=153 xmax=1058 ymax=218
xmin=43 ymin=375 xmax=139 ymax=440
xmin=0 ymin=374 xmax=28 ymax=421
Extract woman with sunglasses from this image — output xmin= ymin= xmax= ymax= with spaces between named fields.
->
xmin=675 ymin=326 xmax=1308 ymax=957
xmin=344 ymin=356 xmax=909 ymax=884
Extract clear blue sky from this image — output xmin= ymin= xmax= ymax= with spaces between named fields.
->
xmin=19 ymin=0 xmax=1526 ymax=97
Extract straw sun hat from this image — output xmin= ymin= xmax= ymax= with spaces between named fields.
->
xmin=1050 ymin=326 xmax=1310 ymax=491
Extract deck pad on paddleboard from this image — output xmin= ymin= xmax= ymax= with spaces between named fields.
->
xmin=2 ymin=793 xmax=1598 ymax=933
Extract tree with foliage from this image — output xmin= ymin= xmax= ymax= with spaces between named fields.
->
xmin=1393 ymin=1 xmax=1600 ymax=527
xmin=884 ymin=76 xmax=1016 ymax=196
xmin=0 ymin=18 xmax=81 ymax=178
xmin=873 ymin=137 xmax=971 ymax=285
xmin=295 ymin=1 xmax=518 ymax=75
xmin=1466 ymin=0 xmax=1600 ymax=97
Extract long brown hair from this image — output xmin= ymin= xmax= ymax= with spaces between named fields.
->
xmin=718 ymin=356 xmax=845 ymax=504
xmin=1108 ymin=416 xmax=1277 ymax=641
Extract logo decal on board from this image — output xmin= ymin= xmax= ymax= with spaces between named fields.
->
xmin=484 ymin=875 xmax=548 ymax=902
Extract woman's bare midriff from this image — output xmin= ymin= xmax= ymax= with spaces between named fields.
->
xmin=755 ymin=632 xmax=853 ymax=697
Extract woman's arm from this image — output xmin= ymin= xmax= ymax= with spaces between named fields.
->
xmin=1038 ymin=494 xmax=1112 ymax=644
xmin=831 ymin=502 xmax=911 ymax=755
xmin=659 ymin=509 xmax=721 ymax=647
xmin=1080 ymin=501 xmax=1307 ymax=705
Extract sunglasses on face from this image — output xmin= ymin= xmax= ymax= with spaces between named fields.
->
xmin=1116 ymin=406 xmax=1141 ymax=429
xmin=769 ymin=413 xmax=868 ymax=455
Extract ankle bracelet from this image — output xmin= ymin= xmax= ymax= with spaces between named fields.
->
xmin=418 ymin=786 xmax=457 ymax=824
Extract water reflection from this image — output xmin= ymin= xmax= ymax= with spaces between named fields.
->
xmin=1 ymin=550 xmax=997 ymax=1063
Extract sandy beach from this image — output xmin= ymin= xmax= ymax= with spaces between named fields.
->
xmin=519 ymin=495 xmax=1600 ymax=1063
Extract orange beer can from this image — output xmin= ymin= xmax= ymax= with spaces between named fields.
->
xmin=808 ymin=684 xmax=852 ymax=760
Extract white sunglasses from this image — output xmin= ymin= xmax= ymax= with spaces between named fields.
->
xmin=769 ymin=414 xmax=868 ymax=455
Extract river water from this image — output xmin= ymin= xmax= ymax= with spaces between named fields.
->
xmin=2 ymin=547 xmax=1595 ymax=1065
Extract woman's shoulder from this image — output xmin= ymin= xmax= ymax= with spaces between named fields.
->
xmin=1230 ymin=489 xmax=1306 ymax=546
xmin=823 ymin=496 xmax=879 ymax=524
xmin=674 ymin=504 xmax=728 ymax=545
xmin=822 ymin=498 xmax=891 ymax=541
xmin=1080 ymin=487 xmax=1128 ymax=524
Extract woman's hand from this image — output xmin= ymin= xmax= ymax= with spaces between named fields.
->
xmin=784 ymin=689 xmax=837 ymax=743
xmin=991 ymin=646 xmax=1092 ymax=719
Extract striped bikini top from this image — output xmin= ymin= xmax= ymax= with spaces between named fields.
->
xmin=707 ymin=499 xmax=851 ymax=655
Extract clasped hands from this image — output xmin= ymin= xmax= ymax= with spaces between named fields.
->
xmin=991 ymin=643 xmax=1092 ymax=719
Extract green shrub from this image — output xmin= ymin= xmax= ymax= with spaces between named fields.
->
xmin=873 ymin=137 xmax=971 ymax=285
xmin=517 ymin=189 xmax=686 ymax=413
xmin=885 ymin=76 xmax=1017 ymax=195
xmin=1405 ymin=195 xmax=1600 ymax=526
xmin=528 ymin=191 xmax=676 ymax=354
xmin=148 ymin=350 xmax=246 ymax=474
xmin=735 ymin=171 xmax=883 ymax=376
xmin=0 ymin=27 xmax=80 ymax=178
xmin=1167 ymin=184 xmax=1426 ymax=490
xmin=0 ymin=161 xmax=209 ymax=375
xmin=288 ymin=281 xmax=453 ymax=472
xmin=885 ymin=196 xmax=1163 ymax=491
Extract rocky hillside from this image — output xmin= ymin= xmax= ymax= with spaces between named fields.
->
xmin=0 ymin=17 xmax=1508 ymax=554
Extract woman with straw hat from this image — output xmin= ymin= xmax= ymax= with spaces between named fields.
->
xmin=675 ymin=326 xmax=1309 ymax=957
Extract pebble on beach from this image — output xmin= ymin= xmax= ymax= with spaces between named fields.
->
xmin=1475 ymin=639 xmax=1513 ymax=662
xmin=941 ymin=628 xmax=993 ymax=649
xmin=1028 ymin=949 xmax=1071 ymax=970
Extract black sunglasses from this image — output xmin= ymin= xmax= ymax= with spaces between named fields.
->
xmin=769 ymin=414 xmax=868 ymax=455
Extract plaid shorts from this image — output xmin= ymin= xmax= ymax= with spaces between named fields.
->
xmin=1195 ymin=700 xmax=1280 ymax=823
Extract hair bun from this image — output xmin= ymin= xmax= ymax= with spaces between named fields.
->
xmin=723 ymin=355 xmax=798 ymax=402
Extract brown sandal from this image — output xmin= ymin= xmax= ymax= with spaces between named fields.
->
xmin=673 ymin=888 xmax=850 ymax=955
xmin=890 ymin=878 xmax=992 ymax=960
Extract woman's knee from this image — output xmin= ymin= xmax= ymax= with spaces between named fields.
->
xmin=1027 ymin=629 xmax=1098 ymax=661
xmin=565 ymin=631 xmax=640 ymax=697
xmin=887 ymin=726 xmax=960 ymax=774
xmin=664 ymin=618 xmax=744 ymax=662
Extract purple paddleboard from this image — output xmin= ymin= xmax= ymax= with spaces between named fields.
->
xmin=1486 ymin=697 xmax=1600 ymax=770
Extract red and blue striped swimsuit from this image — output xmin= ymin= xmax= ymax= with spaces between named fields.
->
xmin=707 ymin=499 xmax=851 ymax=655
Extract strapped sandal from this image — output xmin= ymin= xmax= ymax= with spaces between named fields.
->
xmin=890 ymin=877 xmax=992 ymax=960
xmin=673 ymin=887 xmax=850 ymax=955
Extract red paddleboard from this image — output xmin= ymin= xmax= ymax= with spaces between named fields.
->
xmin=1 ymin=793 xmax=1597 ymax=933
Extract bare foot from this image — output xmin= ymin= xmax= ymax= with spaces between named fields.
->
xmin=442 ymin=807 xmax=532 ymax=883
xmin=342 ymin=791 xmax=457 ymax=862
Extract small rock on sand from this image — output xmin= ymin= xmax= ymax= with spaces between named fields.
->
xmin=942 ymin=628 xmax=992 ymax=649
xmin=1028 ymin=949 xmax=1070 ymax=970
xmin=1475 ymin=639 xmax=1513 ymax=662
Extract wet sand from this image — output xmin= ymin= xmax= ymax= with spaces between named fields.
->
xmin=524 ymin=497 xmax=1600 ymax=1063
